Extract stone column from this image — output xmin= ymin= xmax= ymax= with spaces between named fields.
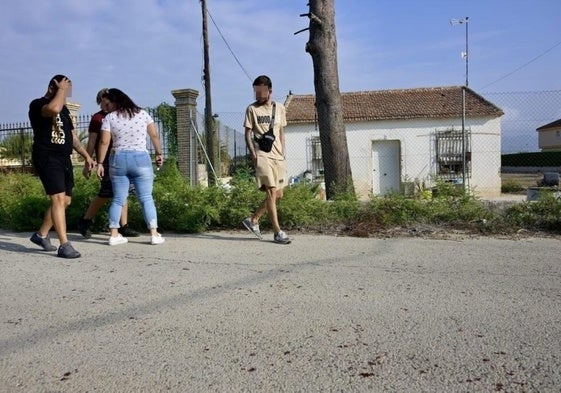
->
xmin=172 ymin=89 xmax=199 ymax=183
xmin=66 ymin=101 xmax=81 ymax=130
xmin=66 ymin=101 xmax=82 ymax=161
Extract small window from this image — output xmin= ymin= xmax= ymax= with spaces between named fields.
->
xmin=308 ymin=136 xmax=324 ymax=179
xmin=556 ymin=130 xmax=560 ymax=138
xmin=435 ymin=129 xmax=471 ymax=180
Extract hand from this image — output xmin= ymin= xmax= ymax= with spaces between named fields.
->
xmin=97 ymin=164 xmax=105 ymax=179
xmin=55 ymin=77 xmax=72 ymax=94
xmin=251 ymin=152 xmax=257 ymax=165
xmin=82 ymin=165 xmax=91 ymax=179
xmin=86 ymin=157 xmax=95 ymax=171
xmin=155 ymin=154 xmax=164 ymax=169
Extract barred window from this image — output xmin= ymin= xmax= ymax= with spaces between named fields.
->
xmin=435 ymin=129 xmax=471 ymax=180
xmin=308 ymin=136 xmax=324 ymax=179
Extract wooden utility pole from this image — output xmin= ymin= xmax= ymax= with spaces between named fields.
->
xmin=201 ymin=0 xmax=217 ymax=185
xmin=299 ymin=0 xmax=353 ymax=199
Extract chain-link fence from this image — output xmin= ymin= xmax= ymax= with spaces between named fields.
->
xmin=211 ymin=112 xmax=247 ymax=176
xmin=212 ymin=91 xmax=560 ymax=191
xmin=0 ymin=111 xmax=167 ymax=173
xmin=2 ymin=90 xmax=560 ymax=183
xmin=481 ymin=90 xmax=561 ymax=154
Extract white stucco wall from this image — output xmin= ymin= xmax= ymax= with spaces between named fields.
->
xmin=538 ymin=128 xmax=561 ymax=150
xmin=285 ymin=116 xmax=501 ymax=198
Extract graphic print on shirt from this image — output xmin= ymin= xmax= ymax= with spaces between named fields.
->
xmin=51 ymin=114 xmax=65 ymax=144
xmin=256 ymin=115 xmax=272 ymax=125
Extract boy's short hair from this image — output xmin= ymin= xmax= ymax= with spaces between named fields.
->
xmin=252 ymin=75 xmax=272 ymax=89
xmin=96 ymin=88 xmax=110 ymax=104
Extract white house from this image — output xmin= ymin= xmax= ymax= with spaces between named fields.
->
xmin=537 ymin=118 xmax=561 ymax=151
xmin=283 ymin=86 xmax=504 ymax=198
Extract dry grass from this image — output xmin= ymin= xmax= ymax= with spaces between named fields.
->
xmin=501 ymin=172 xmax=542 ymax=189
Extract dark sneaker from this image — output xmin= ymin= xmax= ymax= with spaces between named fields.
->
xmin=57 ymin=242 xmax=81 ymax=259
xmin=30 ymin=232 xmax=57 ymax=251
xmin=118 ymin=224 xmax=140 ymax=237
xmin=273 ymin=231 xmax=291 ymax=244
xmin=242 ymin=218 xmax=262 ymax=240
xmin=77 ymin=218 xmax=92 ymax=239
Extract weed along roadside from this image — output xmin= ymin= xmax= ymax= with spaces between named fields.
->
xmin=1 ymin=165 xmax=560 ymax=238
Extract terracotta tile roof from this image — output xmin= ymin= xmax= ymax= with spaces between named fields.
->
xmin=536 ymin=118 xmax=561 ymax=130
xmin=284 ymin=86 xmax=504 ymax=124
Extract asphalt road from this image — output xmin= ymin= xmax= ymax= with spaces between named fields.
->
xmin=1 ymin=230 xmax=560 ymax=392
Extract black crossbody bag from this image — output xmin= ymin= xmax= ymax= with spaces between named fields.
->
xmin=256 ymin=102 xmax=276 ymax=153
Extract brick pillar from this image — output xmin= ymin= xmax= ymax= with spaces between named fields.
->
xmin=172 ymin=89 xmax=199 ymax=183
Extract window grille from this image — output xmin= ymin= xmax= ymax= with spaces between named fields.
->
xmin=435 ymin=128 xmax=471 ymax=180
xmin=307 ymin=136 xmax=324 ymax=179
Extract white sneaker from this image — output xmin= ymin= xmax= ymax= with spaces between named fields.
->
xmin=109 ymin=234 xmax=128 ymax=246
xmin=151 ymin=233 xmax=165 ymax=245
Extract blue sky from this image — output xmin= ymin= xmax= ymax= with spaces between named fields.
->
xmin=0 ymin=0 xmax=560 ymax=123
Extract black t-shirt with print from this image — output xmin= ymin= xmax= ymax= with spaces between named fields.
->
xmin=28 ymin=97 xmax=74 ymax=156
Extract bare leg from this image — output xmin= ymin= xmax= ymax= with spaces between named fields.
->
xmin=266 ymin=187 xmax=281 ymax=234
xmin=37 ymin=206 xmax=54 ymax=237
xmin=82 ymin=197 xmax=129 ymax=226
xmin=120 ymin=202 xmax=129 ymax=226
xmin=251 ymin=186 xmax=284 ymax=234
xmin=50 ymin=192 xmax=71 ymax=245
xmin=83 ymin=196 xmax=110 ymax=220
xmin=251 ymin=199 xmax=268 ymax=224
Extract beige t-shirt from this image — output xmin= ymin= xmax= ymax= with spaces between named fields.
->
xmin=244 ymin=101 xmax=287 ymax=160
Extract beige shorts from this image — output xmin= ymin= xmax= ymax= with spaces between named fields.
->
xmin=255 ymin=156 xmax=286 ymax=190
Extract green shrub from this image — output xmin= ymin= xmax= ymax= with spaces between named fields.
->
xmin=327 ymin=186 xmax=361 ymax=222
xmin=10 ymin=196 xmax=50 ymax=231
xmin=503 ymin=193 xmax=561 ymax=231
xmin=366 ymin=194 xmax=427 ymax=226
xmin=67 ymin=173 xmax=110 ymax=232
xmin=218 ymin=176 xmax=262 ymax=228
xmin=3 ymin=168 xmax=561 ymax=237
xmin=278 ymin=183 xmax=330 ymax=228
xmin=0 ymin=173 xmax=45 ymax=229
xmin=501 ymin=180 xmax=525 ymax=194
xmin=152 ymin=161 xmax=224 ymax=233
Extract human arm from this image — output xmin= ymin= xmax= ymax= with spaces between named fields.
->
xmin=41 ymin=77 xmax=71 ymax=117
xmin=279 ymin=126 xmax=286 ymax=158
xmin=96 ymin=130 xmax=111 ymax=179
xmin=243 ymin=106 xmax=258 ymax=164
xmin=279 ymin=103 xmax=287 ymax=158
xmin=82 ymin=130 xmax=98 ymax=178
xmin=147 ymin=122 xmax=164 ymax=168
xmin=244 ymin=127 xmax=257 ymax=164
xmin=72 ymin=130 xmax=95 ymax=171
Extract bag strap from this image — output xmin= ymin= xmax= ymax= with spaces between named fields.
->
xmin=268 ymin=102 xmax=276 ymax=133
xmin=255 ymin=102 xmax=276 ymax=141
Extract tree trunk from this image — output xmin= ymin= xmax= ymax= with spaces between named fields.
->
xmin=202 ymin=0 xmax=217 ymax=185
xmin=305 ymin=0 xmax=353 ymax=198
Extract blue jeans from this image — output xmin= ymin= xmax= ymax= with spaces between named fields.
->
xmin=108 ymin=150 xmax=158 ymax=230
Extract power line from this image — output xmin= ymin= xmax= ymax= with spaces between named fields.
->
xmin=206 ymin=9 xmax=253 ymax=82
xmin=480 ymin=40 xmax=561 ymax=90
